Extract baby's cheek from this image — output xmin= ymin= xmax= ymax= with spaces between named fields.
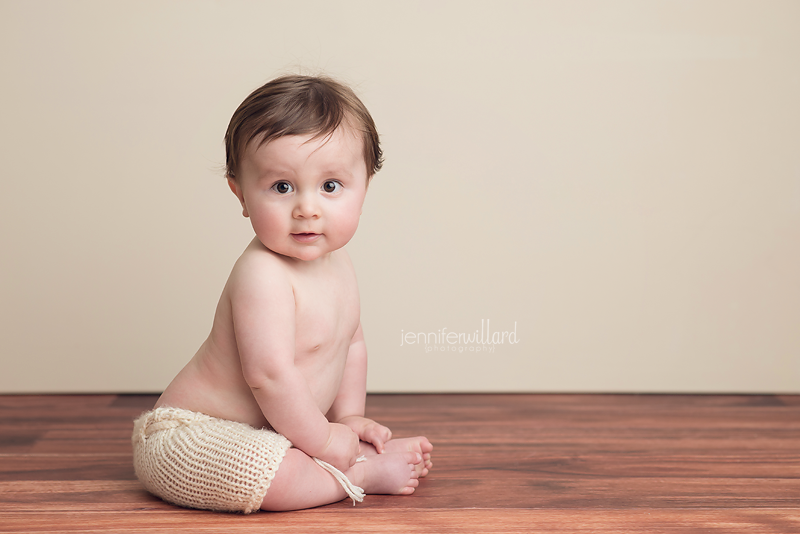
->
xmin=338 ymin=211 xmax=362 ymax=241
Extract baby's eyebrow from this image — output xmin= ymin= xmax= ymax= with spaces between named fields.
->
xmin=319 ymin=167 xmax=354 ymax=178
xmin=257 ymin=168 xmax=293 ymax=181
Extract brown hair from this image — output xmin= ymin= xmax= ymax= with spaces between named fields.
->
xmin=224 ymin=75 xmax=383 ymax=180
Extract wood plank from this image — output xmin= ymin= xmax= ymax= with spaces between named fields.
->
xmin=3 ymin=476 xmax=799 ymax=512
xmin=1 ymin=394 xmax=799 ymax=533
xmin=1 ymin=509 xmax=799 ymax=534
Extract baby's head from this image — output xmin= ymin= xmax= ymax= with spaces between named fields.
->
xmin=224 ymin=75 xmax=383 ymax=183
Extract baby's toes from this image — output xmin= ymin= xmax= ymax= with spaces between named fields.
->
xmin=412 ymin=462 xmax=427 ymax=477
xmin=403 ymin=452 xmax=422 ymax=473
xmin=417 ymin=456 xmax=432 ymax=477
xmin=403 ymin=452 xmax=426 ymax=477
xmin=411 ymin=437 xmax=433 ymax=455
xmin=400 ymin=474 xmax=420 ymax=495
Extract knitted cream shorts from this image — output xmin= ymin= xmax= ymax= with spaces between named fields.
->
xmin=132 ymin=407 xmax=292 ymax=514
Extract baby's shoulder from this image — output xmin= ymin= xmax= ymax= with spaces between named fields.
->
xmin=227 ymin=241 xmax=294 ymax=301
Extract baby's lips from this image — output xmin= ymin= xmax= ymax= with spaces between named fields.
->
xmin=291 ymin=232 xmax=321 ymax=243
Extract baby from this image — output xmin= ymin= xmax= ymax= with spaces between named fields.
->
xmin=132 ymin=75 xmax=432 ymax=513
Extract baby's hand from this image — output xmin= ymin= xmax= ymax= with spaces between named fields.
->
xmin=360 ymin=420 xmax=392 ymax=453
xmin=339 ymin=416 xmax=392 ymax=453
xmin=319 ymin=422 xmax=361 ymax=472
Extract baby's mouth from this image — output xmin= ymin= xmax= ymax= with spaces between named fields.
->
xmin=291 ymin=232 xmax=321 ymax=243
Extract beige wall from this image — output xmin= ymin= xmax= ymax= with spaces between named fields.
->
xmin=1 ymin=1 xmax=798 ymax=393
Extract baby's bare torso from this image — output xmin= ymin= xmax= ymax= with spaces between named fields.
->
xmin=156 ymin=239 xmax=360 ymax=429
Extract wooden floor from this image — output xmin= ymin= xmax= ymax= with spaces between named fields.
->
xmin=1 ymin=394 xmax=799 ymax=533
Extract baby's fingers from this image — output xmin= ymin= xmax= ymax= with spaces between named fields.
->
xmin=365 ymin=424 xmax=392 ymax=453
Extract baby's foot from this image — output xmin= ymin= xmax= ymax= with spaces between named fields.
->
xmin=346 ymin=451 xmax=421 ymax=495
xmin=383 ymin=437 xmax=433 ymax=477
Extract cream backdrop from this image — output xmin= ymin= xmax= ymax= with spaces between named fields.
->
xmin=1 ymin=1 xmax=798 ymax=393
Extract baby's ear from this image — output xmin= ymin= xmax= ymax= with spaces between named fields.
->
xmin=227 ymin=176 xmax=249 ymax=218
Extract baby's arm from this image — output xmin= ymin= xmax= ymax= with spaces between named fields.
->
xmin=327 ymin=323 xmax=392 ymax=453
xmin=230 ymin=257 xmax=359 ymax=470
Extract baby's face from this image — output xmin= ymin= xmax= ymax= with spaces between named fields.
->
xmin=231 ymin=126 xmax=369 ymax=262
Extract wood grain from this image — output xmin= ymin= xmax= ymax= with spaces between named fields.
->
xmin=1 ymin=394 xmax=798 ymax=533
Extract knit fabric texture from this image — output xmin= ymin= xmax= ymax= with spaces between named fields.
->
xmin=132 ymin=407 xmax=292 ymax=514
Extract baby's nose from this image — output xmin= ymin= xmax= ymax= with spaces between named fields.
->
xmin=292 ymin=193 xmax=320 ymax=218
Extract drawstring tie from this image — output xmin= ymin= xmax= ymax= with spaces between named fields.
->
xmin=312 ymin=455 xmax=367 ymax=505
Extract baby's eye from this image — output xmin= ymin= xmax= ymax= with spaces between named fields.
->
xmin=272 ymin=181 xmax=293 ymax=194
xmin=322 ymin=180 xmax=342 ymax=194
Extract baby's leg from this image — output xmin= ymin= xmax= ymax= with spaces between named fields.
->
xmin=360 ymin=437 xmax=434 ymax=477
xmin=261 ymin=448 xmax=421 ymax=511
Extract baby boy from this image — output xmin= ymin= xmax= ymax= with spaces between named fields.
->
xmin=132 ymin=75 xmax=432 ymax=513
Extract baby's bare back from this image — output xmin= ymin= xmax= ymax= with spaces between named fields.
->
xmin=156 ymin=239 xmax=361 ymax=429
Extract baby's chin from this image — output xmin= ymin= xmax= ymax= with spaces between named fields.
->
xmin=263 ymin=243 xmax=337 ymax=263
xmin=290 ymin=250 xmax=333 ymax=262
